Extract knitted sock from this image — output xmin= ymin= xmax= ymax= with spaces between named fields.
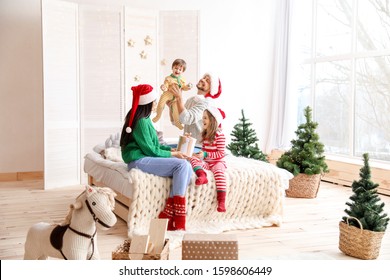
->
xmin=195 ymin=169 xmax=208 ymax=186
xmin=158 ymin=197 xmax=175 ymax=231
xmin=217 ymin=191 xmax=226 ymax=212
xmin=173 ymin=196 xmax=186 ymax=230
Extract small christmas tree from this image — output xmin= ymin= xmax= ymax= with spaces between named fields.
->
xmin=227 ymin=109 xmax=268 ymax=162
xmin=276 ymin=106 xmax=328 ymax=176
xmin=342 ymin=153 xmax=389 ymax=232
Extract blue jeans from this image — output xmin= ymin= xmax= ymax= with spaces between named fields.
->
xmin=127 ymin=157 xmax=192 ymax=197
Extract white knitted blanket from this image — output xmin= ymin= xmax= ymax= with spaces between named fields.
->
xmin=128 ymin=155 xmax=292 ymax=237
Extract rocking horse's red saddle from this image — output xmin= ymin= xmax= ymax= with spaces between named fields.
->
xmin=50 ymin=224 xmax=69 ymax=251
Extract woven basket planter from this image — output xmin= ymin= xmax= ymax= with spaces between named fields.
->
xmin=285 ymin=173 xmax=321 ymax=198
xmin=339 ymin=217 xmax=385 ymax=260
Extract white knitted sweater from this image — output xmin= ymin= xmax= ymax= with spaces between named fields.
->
xmin=179 ymin=95 xmax=212 ymax=144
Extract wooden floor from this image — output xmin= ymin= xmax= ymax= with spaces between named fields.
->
xmin=1 ymin=180 xmax=389 ymax=260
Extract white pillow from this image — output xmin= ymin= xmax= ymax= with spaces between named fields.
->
xmin=104 ymin=147 xmax=124 ymax=162
xmin=93 ymin=144 xmax=105 ymax=154
xmin=105 ymin=132 xmax=120 ymax=148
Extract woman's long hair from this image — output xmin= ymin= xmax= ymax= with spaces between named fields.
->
xmin=201 ymin=110 xmax=219 ymax=143
xmin=120 ymin=102 xmax=154 ymax=149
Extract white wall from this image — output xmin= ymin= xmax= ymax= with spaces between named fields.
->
xmin=0 ymin=0 xmax=44 ymax=173
xmin=125 ymin=0 xmax=277 ymax=148
xmin=68 ymin=0 xmax=277 ymax=147
xmin=0 ymin=0 xmax=277 ymax=174
xmin=198 ymin=1 xmax=276 ymax=147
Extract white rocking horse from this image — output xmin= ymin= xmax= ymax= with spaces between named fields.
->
xmin=24 ymin=185 xmax=117 ymax=260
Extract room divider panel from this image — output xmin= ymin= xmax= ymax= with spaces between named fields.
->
xmin=42 ymin=0 xmax=199 ymax=189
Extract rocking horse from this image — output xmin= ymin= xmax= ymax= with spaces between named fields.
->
xmin=24 ymin=185 xmax=117 ymax=260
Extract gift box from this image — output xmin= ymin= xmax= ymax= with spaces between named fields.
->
xmin=112 ymin=219 xmax=169 ymax=260
xmin=182 ymin=234 xmax=238 ymax=260
xmin=112 ymin=238 xmax=170 ymax=260
xmin=177 ymin=135 xmax=196 ymax=157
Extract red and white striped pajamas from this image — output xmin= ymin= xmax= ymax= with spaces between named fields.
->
xmin=190 ymin=131 xmax=227 ymax=192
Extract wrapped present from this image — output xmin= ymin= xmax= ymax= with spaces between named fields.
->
xmin=112 ymin=219 xmax=169 ymax=260
xmin=182 ymin=234 xmax=238 ymax=260
xmin=177 ymin=135 xmax=196 ymax=157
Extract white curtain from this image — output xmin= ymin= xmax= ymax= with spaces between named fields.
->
xmin=265 ymin=0 xmax=297 ymax=153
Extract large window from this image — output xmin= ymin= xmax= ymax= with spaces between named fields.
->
xmin=293 ymin=0 xmax=390 ymax=162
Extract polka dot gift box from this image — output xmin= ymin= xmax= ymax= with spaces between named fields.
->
xmin=182 ymin=234 xmax=238 ymax=260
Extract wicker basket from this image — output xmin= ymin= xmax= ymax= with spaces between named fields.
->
xmin=112 ymin=239 xmax=170 ymax=260
xmin=285 ymin=173 xmax=321 ymax=198
xmin=339 ymin=217 xmax=385 ymax=260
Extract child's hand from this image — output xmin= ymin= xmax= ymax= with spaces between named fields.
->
xmin=188 ymin=83 xmax=193 ymax=89
xmin=193 ymin=151 xmax=204 ymax=159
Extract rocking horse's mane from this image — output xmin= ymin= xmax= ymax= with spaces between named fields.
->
xmin=62 ymin=186 xmax=116 ymax=225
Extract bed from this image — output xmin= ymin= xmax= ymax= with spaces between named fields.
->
xmin=84 ymin=143 xmax=293 ymax=237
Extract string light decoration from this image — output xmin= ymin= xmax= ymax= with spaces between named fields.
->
xmin=127 ymin=39 xmax=135 ymax=47
xmin=144 ymin=35 xmax=152 ymax=45
xmin=139 ymin=50 xmax=148 ymax=59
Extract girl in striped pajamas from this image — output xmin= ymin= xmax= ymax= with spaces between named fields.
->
xmin=189 ymin=106 xmax=227 ymax=212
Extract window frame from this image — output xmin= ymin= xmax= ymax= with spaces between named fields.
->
xmin=298 ymin=0 xmax=390 ymax=167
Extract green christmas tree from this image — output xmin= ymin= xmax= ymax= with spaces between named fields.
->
xmin=342 ymin=153 xmax=389 ymax=232
xmin=276 ymin=106 xmax=328 ymax=176
xmin=227 ymin=109 xmax=268 ymax=162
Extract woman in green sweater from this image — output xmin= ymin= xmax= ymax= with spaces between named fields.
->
xmin=120 ymin=84 xmax=192 ymax=231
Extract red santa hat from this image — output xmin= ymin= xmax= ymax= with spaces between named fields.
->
xmin=203 ymin=72 xmax=222 ymax=99
xmin=207 ymin=106 xmax=226 ymax=127
xmin=126 ymin=84 xmax=157 ymax=133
